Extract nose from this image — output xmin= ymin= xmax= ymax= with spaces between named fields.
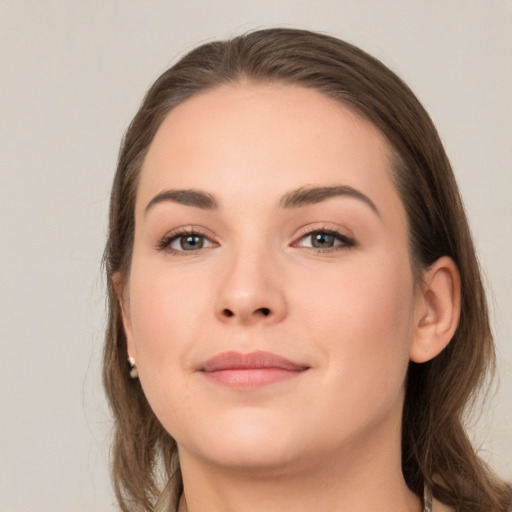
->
xmin=214 ymin=246 xmax=288 ymax=326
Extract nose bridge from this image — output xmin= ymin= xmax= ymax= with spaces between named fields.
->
xmin=214 ymin=236 xmax=287 ymax=325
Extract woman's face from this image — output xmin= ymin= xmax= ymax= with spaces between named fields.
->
xmin=121 ymin=83 xmax=423 ymax=473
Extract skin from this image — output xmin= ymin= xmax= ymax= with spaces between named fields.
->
xmin=119 ymin=83 xmax=459 ymax=512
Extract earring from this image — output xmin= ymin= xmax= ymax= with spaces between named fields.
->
xmin=128 ymin=355 xmax=139 ymax=379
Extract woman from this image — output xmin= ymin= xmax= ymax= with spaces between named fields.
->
xmin=103 ymin=28 xmax=512 ymax=512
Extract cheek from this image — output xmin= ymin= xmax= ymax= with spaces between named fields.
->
xmin=299 ymin=251 xmax=413 ymax=336
xmin=126 ymin=255 xmax=215 ymax=400
xmin=296 ymin=253 xmax=415 ymax=407
xmin=128 ymin=275 xmax=216 ymax=436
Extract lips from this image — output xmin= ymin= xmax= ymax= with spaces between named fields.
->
xmin=200 ymin=350 xmax=309 ymax=389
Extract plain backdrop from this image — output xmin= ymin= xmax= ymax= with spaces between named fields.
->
xmin=0 ymin=1 xmax=511 ymax=510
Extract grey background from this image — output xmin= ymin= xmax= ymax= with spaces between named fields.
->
xmin=0 ymin=1 xmax=510 ymax=510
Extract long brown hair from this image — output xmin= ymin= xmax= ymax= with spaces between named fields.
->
xmin=103 ymin=28 xmax=512 ymax=512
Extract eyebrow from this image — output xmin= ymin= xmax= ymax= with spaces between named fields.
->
xmin=145 ymin=189 xmax=219 ymax=213
xmin=279 ymin=185 xmax=380 ymax=216
xmin=144 ymin=185 xmax=379 ymax=216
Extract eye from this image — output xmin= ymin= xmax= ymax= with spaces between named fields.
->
xmin=158 ymin=229 xmax=216 ymax=253
xmin=295 ymin=228 xmax=355 ymax=251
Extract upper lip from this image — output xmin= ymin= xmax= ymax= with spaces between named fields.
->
xmin=201 ymin=350 xmax=309 ymax=372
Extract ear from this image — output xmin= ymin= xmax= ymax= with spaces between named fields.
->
xmin=112 ymin=272 xmax=137 ymax=360
xmin=410 ymin=256 xmax=461 ymax=363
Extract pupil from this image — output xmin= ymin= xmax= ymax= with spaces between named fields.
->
xmin=181 ymin=235 xmax=203 ymax=250
xmin=313 ymin=233 xmax=334 ymax=248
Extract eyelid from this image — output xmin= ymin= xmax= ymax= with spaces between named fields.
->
xmin=292 ymin=224 xmax=356 ymax=251
xmin=157 ymin=226 xmax=219 ymax=254
xmin=156 ymin=223 xmax=355 ymax=255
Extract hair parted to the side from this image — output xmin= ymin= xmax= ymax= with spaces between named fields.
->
xmin=103 ymin=28 xmax=512 ymax=512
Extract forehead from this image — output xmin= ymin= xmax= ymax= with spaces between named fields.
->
xmin=137 ymin=82 xmax=400 ymax=217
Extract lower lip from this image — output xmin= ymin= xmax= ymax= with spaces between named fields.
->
xmin=202 ymin=368 xmax=306 ymax=390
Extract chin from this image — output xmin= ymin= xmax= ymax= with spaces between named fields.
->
xmin=176 ymin=409 xmax=307 ymax=473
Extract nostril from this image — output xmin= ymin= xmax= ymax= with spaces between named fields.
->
xmin=220 ymin=307 xmax=271 ymax=318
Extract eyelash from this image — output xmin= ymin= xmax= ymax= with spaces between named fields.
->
xmin=157 ymin=227 xmax=214 ymax=255
xmin=157 ymin=226 xmax=355 ymax=255
xmin=293 ymin=227 xmax=356 ymax=252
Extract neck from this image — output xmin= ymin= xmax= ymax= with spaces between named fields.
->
xmin=177 ymin=410 xmax=421 ymax=512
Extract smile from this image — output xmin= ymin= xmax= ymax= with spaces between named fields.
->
xmin=200 ymin=350 xmax=310 ymax=390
